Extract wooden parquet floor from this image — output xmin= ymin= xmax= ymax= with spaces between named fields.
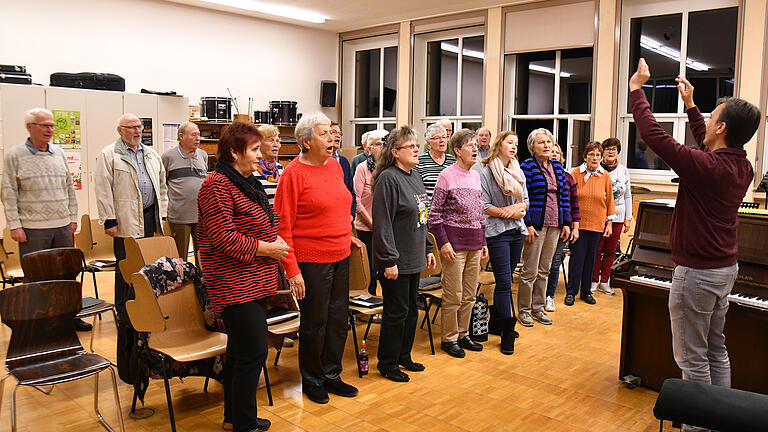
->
xmin=0 ymin=272 xmax=674 ymax=432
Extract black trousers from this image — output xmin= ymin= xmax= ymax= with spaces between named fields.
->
xmin=222 ymin=299 xmax=268 ymax=432
xmin=297 ymin=258 xmax=350 ymax=387
xmin=376 ymin=272 xmax=420 ymax=373
xmin=113 ymin=204 xmax=156 ymax=312
xmin=356 ymin=230 xmax=378 ymax=294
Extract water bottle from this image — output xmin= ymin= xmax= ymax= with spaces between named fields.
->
xmin=359 ymin=340 xmax=369 ymax=375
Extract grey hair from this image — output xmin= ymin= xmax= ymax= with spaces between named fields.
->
xmin=526 ymin=128 xmax=555 ymax=154
xmin=424 ymin=123 xmax=446 ymax=140
xmin=368 ymin=129 xmax=388 ymax=142
xmin=178 ymin=122 xmax=198 ymax=137
xmin=477 ymin=126 xmax=491 ymax=135
xmin=437 ymin=118 xmax=453 ymax=129
xmin=361 ymin=131 xmax=371 ymax=147
xmin=24 ymin=107 xmax=53 ymax=125
xmin=295 ymin=112 xmax=331 ymax=150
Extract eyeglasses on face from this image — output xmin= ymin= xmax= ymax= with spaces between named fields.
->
xmin=32 ymin=123 xmax=55 ymax=129
xmin=396 ymin=144 xmax=419 ymax=150
xmin=604 ymin=147 xmax=618 ymax=153
xmin=120 ymin=125 xmax=144 ymax=131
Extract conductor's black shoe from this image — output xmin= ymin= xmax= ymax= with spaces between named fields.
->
xmin=398 ymin=359 xmax=425 ymax=372
xmin=379 ymin=368 xmax=410 ymax=382
xmin=440 ymin=341 xmax=465 ymax=358
xmin=324 ymin=379 xmax=358 ymax=397
xmin=564 ymin=294 xmax=575 ymax=306
xmin=303 ymin=385 xmax=329 ymax=404
xmin=458 ymin=336 xmax=483 ymax=351
xmin=580 ymin=294 xmax=597 ymax=305
xmin=254 ymin=417 xmax=271 ymax=431
xmin=75 ymin=318 xmax=93 ymax=331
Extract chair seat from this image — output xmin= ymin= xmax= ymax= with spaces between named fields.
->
xmin=10 ymin=352 xmax=110 ymax=386
xmin=350 ymin=304 xmax=383 ymax=316
xmin=477 ymin=271 xmax=495 ymax=286
xmin=269 ymin=317 xmax=300 ymax=334
xmin=419 ymin=276 xmax=442 ymax=292
xmin=148 ymin=329 xmax=227 ymax=362
xmin=77 ymin=301 xmax=115 ymax=319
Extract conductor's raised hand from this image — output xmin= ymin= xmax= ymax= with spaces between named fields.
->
xmin=675 ymin=75 xmax=695 ymax=110
xmin=629 ymin=58 xmax=651 ymax=92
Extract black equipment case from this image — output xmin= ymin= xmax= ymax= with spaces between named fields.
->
xmin=50 ymin=72 xmax=125 ymax=91
xmin=0 ymin=65 xmax=32 ymax=85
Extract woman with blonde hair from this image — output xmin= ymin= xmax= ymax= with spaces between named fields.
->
xmin=479 ymin=131 xmax=528 ymax=354
xmin=255 ymin=124 xmax=283 ymax=205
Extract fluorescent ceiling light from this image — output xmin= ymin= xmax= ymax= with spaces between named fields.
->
xmin=640 ymin=35 xmax=709 ymax=72
xmin=201 ymin=0 xmax=327 ymax=23
xmin=528 ymin=64 xmax=572 ymax=78
xmin=440 ymin=42 xmax=484 ymax=60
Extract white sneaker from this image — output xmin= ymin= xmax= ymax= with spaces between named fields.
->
xmin=545 ymin=296 xmax=556 ymax=312
xmin=597 ymin=282 xmax=615 ymax=295
xmin=590 ymin=282 xmax=598 ymax=293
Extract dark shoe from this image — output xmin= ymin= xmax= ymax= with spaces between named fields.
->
xmin=324 ymin=379 xmax=358 ymax=397
xmin=398 ymin=359 xmax=426 ymax=372
xmin=379 ymin=368 xmax=410 ymax=382
xmin=517 ymin=310 xmax=534 ymax=327
xmin=531 ymin=310 xmax=552 ymax=325
xmin=500 ymin=317 xmax=516 ymax=355
xmin=75 ymin=318 xmax=93 ymax=331
xmin=564 ymin=294 xmax=575 ymax=306
xmin=254 ymin=417 xmax=271 ymax=431
xmin=303 ymin=385 xmax=329 ymax=404
xmin=580 ymin=294 xmax=597 ymax=305
xmin=458 ymin=335 xmax=483 ymax=352
xmin=440 ymin=341 xmax=465 ymax=358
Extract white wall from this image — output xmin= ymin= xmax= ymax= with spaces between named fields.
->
xmin=0 ymin=0 xmax=339 ymax=120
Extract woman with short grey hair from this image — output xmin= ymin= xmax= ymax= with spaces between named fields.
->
xmin=274 ymin=112 xmax=363 ymax=404
xmin=417 ymin=124 xmax=454 ymax=201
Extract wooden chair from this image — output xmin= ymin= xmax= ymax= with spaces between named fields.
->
xmin=418 ymin=233 xmax=442 ymax=355
xmin=268 ymin=291 xmax=300 ymax=367
xmin=125 ymin=272 xmax=228 ymax=432
xmin=347 ymin=241 xmax=382 ymax=377
xmin=74 ymin=214 xmax=113 ymax=300
xmin=89 ymin=218 xmax=119 ymax=267
xmin=0 ymin=228 xmax=24 ymax=288
xmin=0 ymin=280 xmax=125 ymax=432
xmin=21 ymin=247 xmax=118 ymax=353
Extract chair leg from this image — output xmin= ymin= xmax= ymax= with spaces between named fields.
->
xmin=562 ymin=259 xmax=568 ymax=287
xmin=425 ymin=307 xmax=435 ymax=355
xmin=363 ymin=319 xmax=374 ymax=341
xmin=92 ymin=271 xmax=103 ymax=320
xmin=10 ymin=383 xmax=19 ymax=432
xmin=94 ymin=367 xmax=126 ymax=432
xmin=160 ymin=356 xmax=177 ymax=432
xmin=273 ymin=335 xmax=286 ymax=366
xmin=658 ymin=420 xmax=663 ymax=432
xmin=262 ymin=364 xmax=273 ymax=406
xmin=349 ymin=312 xmax=362 ymax=378
xmin=0 ymin=374 xmax=9 ymax=414
xmin=431 ymin=301 xmax=441 ymax=324
xmin=419 ymin=297 xmax=431 ymax=329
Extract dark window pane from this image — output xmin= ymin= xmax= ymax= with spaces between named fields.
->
xmin=384 ymin=123 xmax=396 ymax=132
xmin=515 ymin=51 xmax=556 ymax=115
xmin=628 ymin=13 xmax=682 ymax=113
xmin=511 ymin=119 xmax=554 ymax=162
xmin=355 ymin=49 xmax=381 ymax=118
xmin=462 ymin=122 xmax=482 ymax=132
xmin=628 ymin=122 xmax=673 ymax=170
xmin=557 ymin=119 xmax=568 ymax=152
xmin=383 ymin=46 xmax=398 ymax=117
xmin=461 ymin=36 xmax=484 ymax=116
xmin=559 ymin=48 xmax=593 ymax=114
xmin=426 ymin=39 xmax=459 ymax=116
xmin=354 ymin=124 xmax=377 ymax=147
xmin=686 ymin=8 xmax=738 ymax=113
xmin=570 ymin=119 xmax=591 ymax=166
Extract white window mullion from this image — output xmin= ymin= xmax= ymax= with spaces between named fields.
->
xmin=554 ymin=51 xmax=562 ymax=118
xmin=379 ymin=47 xmax=385 ymax=118
xmin=456 ymin=37 xmax=464 ymax=117
xmin=677 ymin=11 xmax=690 ymax=116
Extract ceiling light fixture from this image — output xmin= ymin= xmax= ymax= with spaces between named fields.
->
xmin=201 ymin=0 xmax=327 ymax=23
xmin=528 ymin=64 xmax=572 ymax=78
xmin=639 ymin=35 xmax=709 ymax=72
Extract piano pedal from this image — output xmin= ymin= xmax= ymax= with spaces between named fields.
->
xmin=621 ymin=375 xmax=642 ymax=389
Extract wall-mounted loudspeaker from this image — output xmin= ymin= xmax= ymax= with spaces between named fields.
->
xmin=320 ymin=80 xmax=337 ymax=107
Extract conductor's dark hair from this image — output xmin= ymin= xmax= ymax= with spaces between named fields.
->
xmin=716 ymin=97 xmax=762 ymax=149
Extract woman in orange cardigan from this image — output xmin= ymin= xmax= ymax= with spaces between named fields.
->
xmin=564 ymin=141 xmax=615 ymax=306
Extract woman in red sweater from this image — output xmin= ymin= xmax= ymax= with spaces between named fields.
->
xmin=197 ymin=121 xmax=290 ymax=432
xmin=274 ymin=112 xmax=363 ymax=405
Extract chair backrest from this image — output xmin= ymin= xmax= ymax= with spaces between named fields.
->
xmin=125 ymin=272 xmax=167 ymax=332
xmin=349 ymin=241 xmax=371 ymax=291
xmin=119 ymin=236 xmax=180 ymax=280
xmin=22 ymin=247 xmax=84 ymax=282
xmin=90 ymin=218 xmax=116 ymax=262
xmin=420 ymin=232 xmax=442 ymax=277
xmin=0 ymin=280 xmax=84 ymax=370
xmin=74 ymin=213 xmax=94 ymax=256
xmin=126 ymin=272 xmax=207 ymax=336
xmin=1 ymin=227 xmax=23 ymax=275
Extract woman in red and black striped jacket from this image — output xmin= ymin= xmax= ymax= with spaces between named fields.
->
xmin=198 ymin=121 xmax=289 ymax=432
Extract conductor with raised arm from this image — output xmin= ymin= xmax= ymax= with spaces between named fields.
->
xmin=629 ymin=59 xmax=761 ymax=394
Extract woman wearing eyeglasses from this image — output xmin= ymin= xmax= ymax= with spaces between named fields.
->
xmin=417 ymin=124 xmax=455 ymax=202
xmin=591 ymin=138 xmax=632 ymax=296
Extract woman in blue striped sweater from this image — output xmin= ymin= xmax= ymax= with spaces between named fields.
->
xmin=518 ymin=128 xmax=572 ymax=327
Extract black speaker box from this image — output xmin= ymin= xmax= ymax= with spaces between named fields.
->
xmin=320 ymin=80 xmax=337 ymax=107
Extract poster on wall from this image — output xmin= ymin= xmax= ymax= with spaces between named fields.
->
xmin=65 ymin=151 xmax=82 ymax=191
xmin=52 ymin=110 xmax=82 ymax=149
xmin=141 ymin=117 xmax=153 ymax=147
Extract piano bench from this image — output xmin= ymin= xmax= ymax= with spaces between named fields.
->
xmin=653 ymin=378 xmax=768 ymax=432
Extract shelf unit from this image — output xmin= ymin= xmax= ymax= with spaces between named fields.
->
xmin=192 ymin=120 xmax=299 ymax=170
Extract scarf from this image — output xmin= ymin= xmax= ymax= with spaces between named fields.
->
xmin=215 ymin=161 xmax=275 ymax=225
xmin=257 ymin=158 xmax=281 ymax=182
xmin=489 ymin=157 xmax=525 ymax=202
xmin=601 ymin=159 xmax=618 ymax=172
xmin=366 ymin=153 xmax=376 ymax=172
xmin=580 ymin=162 xmax=605 ymax=182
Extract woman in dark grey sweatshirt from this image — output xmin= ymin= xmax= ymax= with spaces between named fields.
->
xmin=372 ymin=126 xmax=436 ymax=383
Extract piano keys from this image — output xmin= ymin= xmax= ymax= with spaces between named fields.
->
xmin=611 ymin=200 xmax=768 ymax=394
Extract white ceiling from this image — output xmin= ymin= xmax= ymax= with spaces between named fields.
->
xmin=160 ymin=0 xmax=534 ymax=32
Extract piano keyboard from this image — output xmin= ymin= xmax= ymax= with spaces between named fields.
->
xmin=738 ymin=208 xmax=768 ymax=216
xmin=629 ymin=274 xmax=672 ymax=289
xmin=727 ymin=293 xmax=768 ymax=310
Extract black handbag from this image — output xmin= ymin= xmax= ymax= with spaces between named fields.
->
xmin=469 ymin=293 xmax=489 ymax=342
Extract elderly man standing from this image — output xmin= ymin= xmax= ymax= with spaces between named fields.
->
xmin=349 ymin=131 xmax=370 ymax=175
xmin=330 ymin=122 xmax=356 ymax=218
xmin=95 ymin=113 xmax=167 ymax=311
xmin=476 ymin=127 xmax=492 ymax=160
xmin=162 ymin=122 xmax=207 ymax=266
xmin=437 ymin=118 xmax=454 ymax=139
xmin=2 ymin=108 xmax=89 ymax=331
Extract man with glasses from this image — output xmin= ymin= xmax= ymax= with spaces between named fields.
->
xmin=330 ymin=122 xmax=355 ymax=218
xmin=95 ymin=113 xmax=167 ymax=313
xmin=1 ymin=107 xmax=91 ymax=331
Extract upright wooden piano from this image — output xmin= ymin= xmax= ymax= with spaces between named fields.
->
xmin=611 ymin=200 xmax=768 ymax=393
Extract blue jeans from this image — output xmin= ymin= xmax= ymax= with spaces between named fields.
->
xmin=565 ymin=230 xmax=602 ymax=297
xmin=546 ymin=238 xmax=567 ymax=298
xmin=486 ymin=230 xmax=525 ymax=318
